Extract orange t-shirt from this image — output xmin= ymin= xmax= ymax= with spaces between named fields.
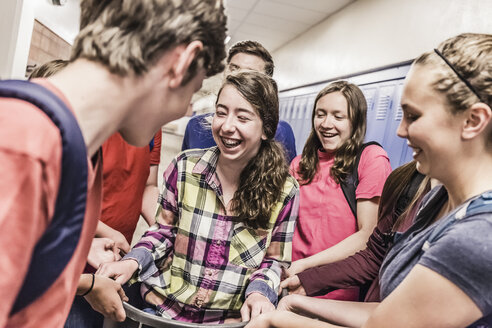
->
xmin=100 ymin=131 xmax=161 ymax=243
xmin=0 ymin=80 xmax=102 ymax=328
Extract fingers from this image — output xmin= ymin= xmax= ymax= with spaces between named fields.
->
xmin=281 ymin=266 xmax=288 ymax=280
xmin=251 ymin=302 xmax=262 ymax=319
xmin=241 ymin=293 xmax=275 ymax=322
xmin=280 ymin=275 xmax=301 ymax=293
xmin=114 ymin=273 xmax=129 ymax=286
xmin=103 ymin=238 xmax=116 ymax=249
xmin=115 ymin=240 xmax=130 ymax=255
xmin=95 ymin=262 xmax=112 ymax=277
xmin=240 ymin=303 xmax=251 ymax=322
xmin=116 ymin=284 xmax=129 ymax=302
xmin=103 ymin=239 xmax=121 ymax=262
xmin=114 ymin=252 xmax=122 ymax=262
xmin=112 ymin=299 xmax=126 ymax=322
xmin=280 ymin=277 xmax=290 ymax=289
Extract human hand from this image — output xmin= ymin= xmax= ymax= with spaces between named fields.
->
xmin=97 ymin=259 xmax=139 ymax=285
xmin=84 ymin=274 xmax=128 ymax=322
xmin=88 ymin=238 xmax=121 ymax=268
xmin=240 ymin=292 xmax=275 ymax=322
xmin=276 ymin=294 xmax=304 ymax=312
xmin=280 ymin=275 xmax=306 ymax=296
xmin=244 ymin=311 xmax=276 ymax=328
xmin=283 ymin=260 xmax=306 ymax=278
xmin=105 ymin=229 xmax=131 ymax=255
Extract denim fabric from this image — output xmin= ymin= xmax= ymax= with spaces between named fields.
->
xmin=64 ymin=296 xmax=104 ymax=328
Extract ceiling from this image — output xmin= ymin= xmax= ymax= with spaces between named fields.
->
xmin=38 ymin=0 xmax=355 ymax=52
xmin=224 ymin=0 xmax=355 ymax=52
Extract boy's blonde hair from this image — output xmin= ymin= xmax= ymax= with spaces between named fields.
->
xmin=29 ymin=59 xmax=68 ymax=79
xmin=72 ymin=0 xmax=227 ymax=83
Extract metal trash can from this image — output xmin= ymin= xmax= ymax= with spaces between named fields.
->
xmin=102 ymin=301 xmax=247 ymax=328
xmin=102 ymin=284 xmax=247 ymax=328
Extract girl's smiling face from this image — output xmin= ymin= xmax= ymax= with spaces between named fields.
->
xmin=313 ymin=91 xmax=352 ymax=153
xmin=397 ymin=64 xmax=466 ymax=179
xmin=212 ymin=84 xmax=265 ymax=167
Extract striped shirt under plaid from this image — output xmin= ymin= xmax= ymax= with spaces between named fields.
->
xmin=124 ymin=147 xmax=299 ymax=323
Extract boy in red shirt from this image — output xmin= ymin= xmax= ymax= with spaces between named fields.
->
xmin=0 ymin=1 xmax=227 ymax=327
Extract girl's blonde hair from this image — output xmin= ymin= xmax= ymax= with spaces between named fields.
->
xmin=415 ymin=33 xmax=491 ymax=113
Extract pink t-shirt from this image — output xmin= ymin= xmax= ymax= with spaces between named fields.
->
xmin=290 ymin=145 xmax=391 ymax=301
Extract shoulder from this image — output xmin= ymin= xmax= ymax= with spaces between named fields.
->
xmin=188 ymin=113 xmax=213 ymax=125
xmin=289 ymin=155 xmax=302 ymax=177
xmin=176 ymin=147 xmax=209 ymax=163
xmin=277 ymin=120 xmax=294 ymax=132
xmin=360 ymin=143 xmax=389 ymax=159
xmin=276 ymin=120 xmax=295 ymax=140
xmin=174 ymin=147 xmax=218 ymax=172
xmin=281 ymin=175 xmax=300 ymax=202
xmin=358 ymin=143 xmax=391 ymax=173
xmin=290 ymin=154 xmax=302 ymax=168
xmin=153 ymin=129 xmax=162 ymax=144
xmin=0 ymin=97 xmax=61 ymax=163
xmin=418 ymin=200 xmax=492 ymax=312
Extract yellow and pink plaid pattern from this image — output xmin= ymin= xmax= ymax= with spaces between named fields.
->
xmin=125 ymin=147 xmax=299 ymax=323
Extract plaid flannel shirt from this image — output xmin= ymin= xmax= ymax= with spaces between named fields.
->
xmin=124 ymin=147 xmax=299 ymax=323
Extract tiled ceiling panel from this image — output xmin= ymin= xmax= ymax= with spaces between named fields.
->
xmin=225 ymin=0 xmax=355 ymax=52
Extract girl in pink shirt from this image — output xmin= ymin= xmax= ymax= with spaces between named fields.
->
xmin=286 ymin=81 xmax=391 ymax=301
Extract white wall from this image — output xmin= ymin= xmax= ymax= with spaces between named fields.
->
xmin=273 ymin=0 xmax=492 ymax=90
xmin=0 ymin=0 xmax=79 ymax=79
xmin=0 ymin=0 xmax=34 ymax=79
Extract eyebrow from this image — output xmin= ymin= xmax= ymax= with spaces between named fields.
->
xmin=401 ymin=103 xmax=412 ymax=111
xmin=400 ymin=103 xmax=419 ymax=114
xmin=216 ymin=104 xmax=255 ymax=115
xmin=315 ymin=108 xmax=345 ymax=114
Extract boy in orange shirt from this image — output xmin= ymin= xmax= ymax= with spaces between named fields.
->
xmin=0 ymin=1 xmax=227 ymax=327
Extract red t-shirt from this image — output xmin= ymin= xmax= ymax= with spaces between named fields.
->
xmin=290 ymin=145 xmax=391 ymax=301
xmin=100 ymin=131 xmax=161 ymax=243
xmin=0 ymin=80 xmax=102 ymax=327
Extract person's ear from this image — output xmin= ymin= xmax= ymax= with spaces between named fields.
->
xmin=261 ymin=132 xmax=267 ymax=141
xmin=168 ymin=41 xmax=204 ymax=89
xmin=462 ymin=102 xmax=492 ymax=140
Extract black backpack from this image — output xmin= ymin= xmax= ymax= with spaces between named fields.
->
xmin=340 ymin=141 xmax=382 ymax=218
xmin=0 ymin=80 xmax=88 ymax=314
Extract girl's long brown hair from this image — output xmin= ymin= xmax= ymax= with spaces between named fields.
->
xmin=217 ymin=72 xmax=290 ymax=229
xmin=377 ymin=161 xmax=430 ymax=231
xmin=297 ymin=81 xmax=367 ymax=185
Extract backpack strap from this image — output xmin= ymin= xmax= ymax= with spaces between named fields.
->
xmin=0 ymin=80 xmax=88 ymax=314
xmin=340 ymin=141 xmax=383 ymax=218
xmin=149 ymin=137 xmax=154 ymax=151
xmin=422 ymin=191 xmax=492 ymax=252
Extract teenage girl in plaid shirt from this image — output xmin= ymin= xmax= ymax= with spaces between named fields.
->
xmin=98 ymin=71 xmax=299 ymax=324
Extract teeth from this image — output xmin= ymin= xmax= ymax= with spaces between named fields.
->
xmin=412 ymin=148 xmax=421 ymax=157
xmin=221 ymin=137 xmax=241 ymax=148
xmin=321 ymin=132 xmax=336 ymax=137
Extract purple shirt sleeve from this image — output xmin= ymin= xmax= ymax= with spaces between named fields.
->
xmin=298 ymin=209 xmax=393 ymax=296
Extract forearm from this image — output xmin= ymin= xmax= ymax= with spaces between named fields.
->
xmin=141 ymin=185 xmax=159 ymax=226
xmin=298 ymin=229 xmax=373 ymax=271
xmin=141 ymin=164 xmax=159 ymax=226
xmin=297 ymin=211 xmax=393 ymax=295
xmin=270 ymin=311 xmax=341 ymax=328
xmin=247 ymin=259 xmax=282 ymax=304
xmin=95 ymin=220 xmax=114 ymax=238
xmin=77 ymin=273 xmax=94 ymax=295
xmin=282 ymin=295 xmax=376 ymax=328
